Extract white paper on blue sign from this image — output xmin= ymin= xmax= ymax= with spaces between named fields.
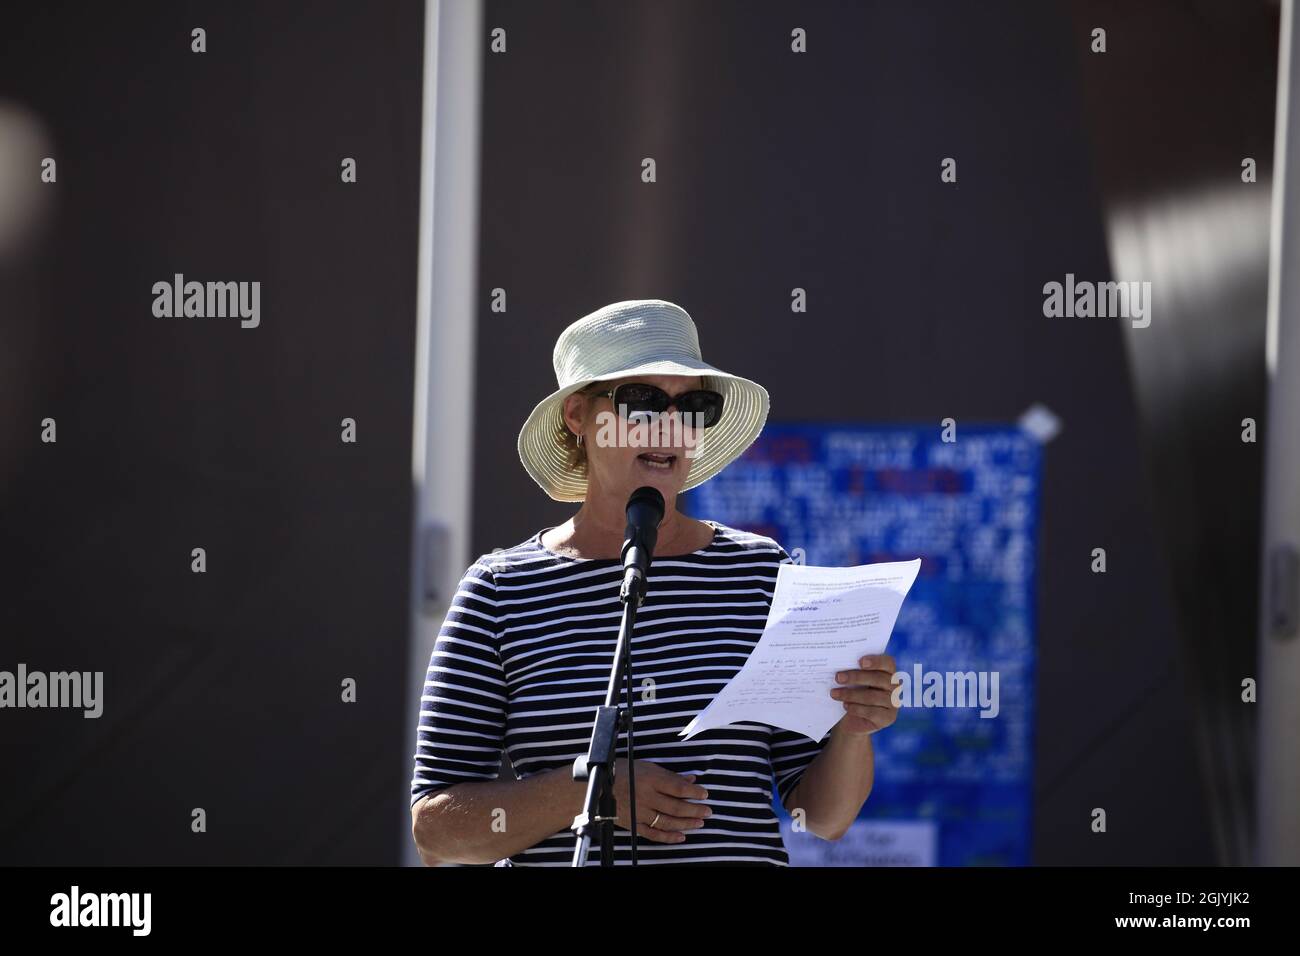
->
xmin=679 ymin=558 xmax=923 ymax=743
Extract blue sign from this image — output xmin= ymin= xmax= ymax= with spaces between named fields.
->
xmin=686 ymin=423 xmax=1043 ymax=866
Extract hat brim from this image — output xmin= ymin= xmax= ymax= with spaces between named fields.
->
xmin=516 ymin=359 xmax=770 ymax=502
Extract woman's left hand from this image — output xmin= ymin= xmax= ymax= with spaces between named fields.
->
xmin=829 ymin=654 xmax=899 ymax=737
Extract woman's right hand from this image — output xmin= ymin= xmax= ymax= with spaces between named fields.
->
xmin=612 ymin=758 xmax=712 ymax=843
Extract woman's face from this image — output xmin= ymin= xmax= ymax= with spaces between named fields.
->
xmin=564 ymin=373 xmax=707 ymax=502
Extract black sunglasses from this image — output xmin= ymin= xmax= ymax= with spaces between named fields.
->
xmin=591 ymin=382 xmax=725 ymax=428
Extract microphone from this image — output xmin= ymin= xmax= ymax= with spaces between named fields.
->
xmin=620 ymin=486 xmax=665 ymax=602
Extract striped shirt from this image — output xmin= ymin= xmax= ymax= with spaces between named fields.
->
xmin=410 ymin=519 xmax=832 ymax=865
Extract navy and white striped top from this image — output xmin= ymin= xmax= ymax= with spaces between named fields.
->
xmin=410 ymin=519 xmax=832 ymax=865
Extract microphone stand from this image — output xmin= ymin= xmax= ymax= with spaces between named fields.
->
xmin=570 ymin=496 xmax=660 ymax=866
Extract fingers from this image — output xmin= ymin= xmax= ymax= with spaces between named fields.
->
xmin=661 ymin=773 xmax=710 ymax=803
xmin=642 ymin=771 xmax=711 ymax=825
xmin=641 ymin=808 xmax=708 ymax=832
xmin=649 ymin=794 xmax=712 ymax=822
xmin=627 ymin=766 xmax=712 ymax=841
xmin=830 ymin=685 xmax=896 ymax=708
xmin=842 ymin=702 xmax=897 ymax=723
xmin=636 ymin=821 xmax=688 ymax=844
xmin=636 ymin=800 xmax=710 ymax=841
xmin=834 ymin=668 xmax=896 ymax=691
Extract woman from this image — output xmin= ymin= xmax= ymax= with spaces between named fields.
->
xmin=409 ymin=299 xmax=897 ymax=866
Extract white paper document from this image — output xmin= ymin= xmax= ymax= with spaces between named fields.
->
xmin=679 ymin=558 xmax=923 ymax=743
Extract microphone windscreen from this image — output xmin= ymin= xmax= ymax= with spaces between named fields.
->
xmin=626 ymin=486 xmax=665 ymax=525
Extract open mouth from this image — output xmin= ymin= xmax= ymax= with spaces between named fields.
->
xmin=637 ymin=452 xmax=677 ymax=471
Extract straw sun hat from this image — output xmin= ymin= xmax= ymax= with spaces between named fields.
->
xmin=516 ymin=299 xmax=771 ymax=502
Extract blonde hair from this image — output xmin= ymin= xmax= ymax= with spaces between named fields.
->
xmin=555 ymin=382 xmax=600 ymax=477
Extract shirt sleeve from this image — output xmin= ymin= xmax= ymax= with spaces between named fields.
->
xmin=768 ymin=541 xmax=833 ymax=809
xmin=410 ymin=557 xmax=507 ymax=808
xmin=771 ymin=726 xmax=833 ymax=809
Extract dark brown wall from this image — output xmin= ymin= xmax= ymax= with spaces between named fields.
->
xmin=0 ymin=0 xmax=425 ymax=864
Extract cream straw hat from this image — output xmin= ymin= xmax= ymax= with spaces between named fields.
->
xmin=516 ymin=299 xmax=771 ymax=502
